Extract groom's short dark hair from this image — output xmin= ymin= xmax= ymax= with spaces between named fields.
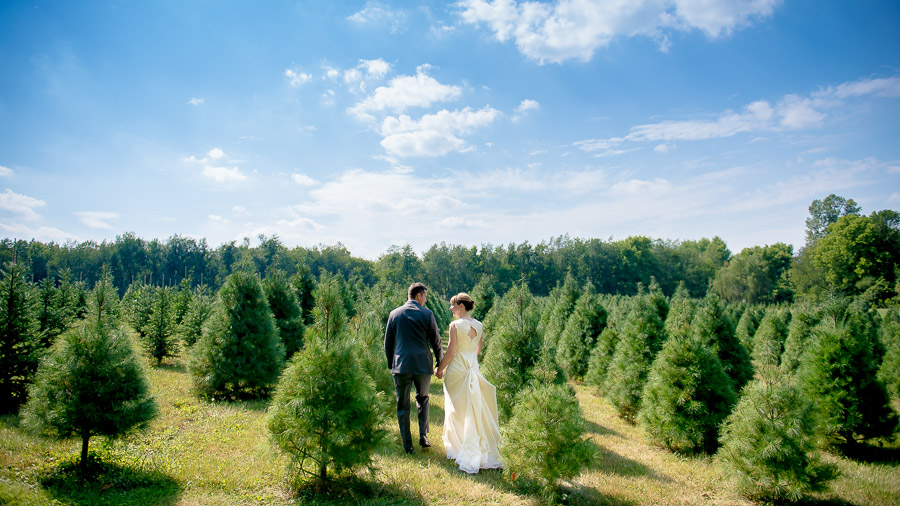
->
xmin=409 ymin=282 xmax=427 ymax=300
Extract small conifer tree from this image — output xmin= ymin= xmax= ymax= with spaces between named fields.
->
xmin=142 ymin=286 xmax=177 ymax=365
xmin=349 ymin=281 xmax=403 ymax=411
xmin=123 ymin=282 xmax=154 ymax=338
xmin=638 ymin=316 xmax=736 ymax=454
xmin=540 ymin=271 xmax=580 ymax=355
xmin=469 ymin=274 xmax=499 ymax=321
xmin=797 ymin=299 xmax=898 ymax=445
xmin=750 ymin=309 xmax=789 ymax=371
xmin=584 ymin=326 xmax=618 ymax=389
xmin=663 ymin=282 xmax=696 ymax=340
xmin=604 ymin=292 xmax=667 ymax=422
xmin=0 ymin=261 xmax=40 ymax=413
xmin=171 ymin=278 xmax=193 ymax=326
xmin=178 ymin=285 xmax=213 ymax=347
xmin=22 ymin=271 xmax=157 ymax=472
xmin=733 ymin=306 xmax=762 ymax=354
xmin=718 ymin=332 xmax=837 ymax=503
xmin=500 ymin=383 xmax=594 ymax=502
xmin=263 ymin=269 xmax=306 ymax=359
xmin=481 ymin=283 xmax=546 ymax=418
xmin=290 ymin=263 xmax=317 ymax=325
xmin=691 ymin=293 xmax=753 ymax=393
xmin=268 ymin=275 xmax=386 ymax=485
xmin=189 ymin=271 xmax=284 ymax=399
xmin=877 ymin=310 xmax=900 ymax=399
xmin=556 ymin=285 xmax=607 ymax=381
xmin=780 ymin=306 xmax=821 ymax=376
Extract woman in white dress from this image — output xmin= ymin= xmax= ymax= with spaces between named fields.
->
xmin=435 ymin=293 xmax=502 ymax=473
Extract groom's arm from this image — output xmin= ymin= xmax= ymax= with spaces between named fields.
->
xmin=428 ymin=313 xmax=443 ymax=368
xmin=384 ymin=314 xmax=396 ymax=369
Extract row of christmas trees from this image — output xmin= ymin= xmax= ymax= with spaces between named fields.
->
xmin=3 ymin=260 xmax=899 ymax=503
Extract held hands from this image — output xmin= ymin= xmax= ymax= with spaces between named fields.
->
xmin=434 ymin=367 xmax=444 ymax=379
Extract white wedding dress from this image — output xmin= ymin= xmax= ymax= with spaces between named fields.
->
xmin=442 ymin=318 xmax=503 ymax=473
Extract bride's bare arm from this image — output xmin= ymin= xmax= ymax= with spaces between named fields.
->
xmin=436 ymin=323 xmax=457 ymax=378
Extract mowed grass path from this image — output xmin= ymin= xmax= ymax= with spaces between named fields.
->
xmin=2 ymin=339 xmax=899 ymax=505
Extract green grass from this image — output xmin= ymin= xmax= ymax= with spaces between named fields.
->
xmin=2 ymin=343 xmax=899 ymax=505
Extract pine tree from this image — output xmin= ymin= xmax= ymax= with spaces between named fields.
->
xmin=189 ymin=271 xmax=285 ymax=400
xmin=0 ymin=261 xmax=40 ymax=413
xmin=797 ymin=299 xmax=898 ymax=445
xmin=584 ymin=326 xmax=618 ymax=389
xmin=142 ymin=286 xmax=177 ymax=365
xmin=481 ymin=283 xmax=545 ymax=418
xmin=122 ymin=282 xmax=154 ymax=338
xmin=780 ymin=306 xmax=821 ymax=376
xmin=178 ymin=285 xmax=213 ymax=347
xmin=691 ymin=293 xmax=753 ymax=393
xmin=556 ymin=284 xmax=607 ymax=381
xmin=604 ymin=292 xmax=667 ymax=422
xmin=267 ymin=275 xmax=386 ymax=486
xmin=638 ymin=316 xmax=736 ymax=454
xmin=540 ymin=271 xmax=579 ymax=355
xmin=877 ymin=310 xmax=900 ymax=399
xmin=718 ymin=331 xmax=837 ymax=503
xmin=733 ymin=306 xmax=762 ymax=354
xmin=290 ymin=263 xmax=317 ymax=325
xmin=424 ymin=288 xmax=451 ymax=332
xmin=663 ymin=282 xmax=696 ymax=341
xmin=171 ymin=278 xmax=193 ymax=326
xmin=750 ymin=309 xmax=789 ymax=371
xmin=469 ymin=274 xmax=499 ymax=322
xmin=263 ymin=269 xmax=306 ymax=359
xmin=350 ymin=281 xmax=403 ymax=411
xmin=500 ymin=383 xmax=594 ymax=503
xmin=22 ymin=271 xmax=157 ymax=472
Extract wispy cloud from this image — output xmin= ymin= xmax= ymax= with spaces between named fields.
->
xmin=347 ymin=1 xmax=408 ymax=33
xmin=202 ymin=166 xmax=247 ymax=183
xmin=0 ymin=222 xmax=73 ymax=243
xmin=0 ymin=165 xmax=12 ymax=177
xmin=76 ymin=211 xmax=118 ymax=229
xmin=512 ymin=98 xmax=540 ymax=121
xmin=285 ymin=68 xmax=312 ymax=87
xmin=576 ymin=75 xmax=899 ymax=154
xmin=184 ymin=148 xmax=249 ymax=185
xmin=0 ymin=189 xmax=44 ymax=220
xmin=188 ymin=97 xmax=204 ymax=106
xmin=459 ymin=0 xmax=781 ymax=64
xmin=291 ymin=173 xmax=319 ymax=186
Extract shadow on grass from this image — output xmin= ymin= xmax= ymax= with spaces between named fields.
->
xmin=585 ymin=420 xmax=623 ymax=438
xmin=291 ymin=475 xmax=427 ymax=505
xmin=835 ymin=442 xmax=900 ymax=465
xmin=153 ymin=361 xmax=187 ymax=374
xmin=589 ymin=441 xmax=673 ymax=483
xmin=39 ymin=454 xmax=180 ymax=506
xmin=789 ymin=497 xmax=857 ymax=506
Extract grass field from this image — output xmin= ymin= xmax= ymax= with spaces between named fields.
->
xmin=1 ymin=340 xmax=899 ymax=506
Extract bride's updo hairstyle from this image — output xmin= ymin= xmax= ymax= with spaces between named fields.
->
xmin=451 ymin=292 xmax=475 ymax=312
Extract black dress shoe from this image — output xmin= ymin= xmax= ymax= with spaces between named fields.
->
xmin=419 ymin=436 xmax=432 ymax=448
xmin=404 ymin=446 xmax=415 ymax=454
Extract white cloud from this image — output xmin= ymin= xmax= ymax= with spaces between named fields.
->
xmin=380 ymin=106 xmax=501 ymax=157
xmin=208 ymin=147 xmax=226 ymax=159
xmin=76 ymin=211 xmax=118 ymax=229
xmin=188 ymin=97 xmax=204 ymax=106
xmin=202 ymin=166 xmax=247 ymax=183
xmin=291 ymin=173 xmax=319 ymax=186
xmin=285 ymin=68 xmax=312 ymax=87
xmin=0 ymin=165 xmax=12 ymax=177
xmin=209 ymin=214 xmax=224 ymax=222
xmin=515 ymin=99 xmax=540 ymax=113
xmin=459 ymin=0 xmax=780 ymax=63
xmin=361 ymin=58 xmax=391 ymax=79
xmin=0 ymin=189 xmax=44 ymax=220
xmin=347 ymin=1 xmax=407 ymax=33
xmin=348 ymin=66 xmax=462 ymax=122
xmin=0 ymin=222 xmax=73 ymax=243
xmin=232 ymin=205 xmax=247 ymax=214
xmin=576 ymin=74 xmax=899 ymax=153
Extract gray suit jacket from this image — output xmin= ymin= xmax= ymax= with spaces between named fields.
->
xmin=384 ymin=300 xmax=443 ymax=375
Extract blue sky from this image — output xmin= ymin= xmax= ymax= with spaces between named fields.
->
xmin=1 ymin=1 xmax=898 ymax=260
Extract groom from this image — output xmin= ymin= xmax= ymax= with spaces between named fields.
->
xmin=384 ymin=282 xmax=444 ymax=454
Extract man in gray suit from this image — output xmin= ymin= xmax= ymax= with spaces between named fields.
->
xmin=384 ymin=282 xmax=444 ymax=454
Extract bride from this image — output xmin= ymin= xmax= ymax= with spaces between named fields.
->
xmin=435 ymin=292 xmax=502 ymax=473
